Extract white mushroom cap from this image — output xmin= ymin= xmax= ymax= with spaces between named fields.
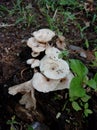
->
xmin=39 ymin=56 xmax=69 ymax=80
xmin=27 ymin=59 xmax=34 ymax=64
xmin=32 ymin=72 xmax=73 ymax=93
xmin=45 ymin=46 xmax=61 ymax=59
xmin=55 ymin=71 xmax=74 ymax=90
xmin=32 ymin=29 xmax=55 ymax=42
xmin=27 ymin=37 xmax=46 ymax=52
xmin=27 ymin=58 xmax=40 ymax=68
xmin=32 ymin=72 xmax=60 ymax=93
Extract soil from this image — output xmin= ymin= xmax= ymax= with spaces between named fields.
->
xmin=0 ymin=1 xmax=97 ymax=130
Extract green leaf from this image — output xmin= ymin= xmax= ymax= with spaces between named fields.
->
xmin=84 ymin=109 xmax=93 ymax=117
xmin=81 ymin=95 xmax=91 ymax=102
xmin=69 ymin=77 xmax=86 ymax=101
xmin=15 ymin=17 xmax=24 ymax=25
xmin=72 ymin=101 xmax=82 ymax=111
xmin=69 ymin=59 xmax=88 ymax=80
xmin=84 ymin=103 xmax=89 ymax=109
xmin=85 ymin=39 xmax=89 ymax=49
xmin=86 ymin=79 xmax=97 ymax=90
xmin=27 ymin=125 xmax=34 ymax=130
xmin=94 ymin=73 xmax=97 ymax=84
xmin=60 ymin=0 xmax=78 ymax=6
xmin=59 ymin=50 xmax=69 ymax=59
xmin=0 ymin=5 xmax=9 ymax=12
xmin=7 ymin=116 xmax=18 ymax=125
xmin=94 ymin=51 xmax=97 ymax=60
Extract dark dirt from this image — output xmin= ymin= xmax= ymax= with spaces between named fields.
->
xmin=1 ymin=1 xmax=97 ymax=130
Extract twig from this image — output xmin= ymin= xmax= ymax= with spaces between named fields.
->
xmin=0 ymin=23 xmax=15 ymax=28
xmin=53 ymin=9 xmax=58 ymax=20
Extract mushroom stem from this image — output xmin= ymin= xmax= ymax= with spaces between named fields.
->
xmin=8 ymin=80 xmax=32 ymax=95
xmin=19 ymin=88 xmax=36 ymax=110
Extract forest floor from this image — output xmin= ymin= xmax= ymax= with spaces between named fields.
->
xmin=0 ymin=0 xmax=97 ymax=130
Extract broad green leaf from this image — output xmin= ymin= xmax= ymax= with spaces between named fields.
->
xmin=69 ymin=77 xmax=86 ymax=101
xmin=86 ymin=79 xmax=97 ymax=90
xmin=69 ymin=59 xmax=88 ymax=79
xmin=72 ymin=101 xmax=82 ymax=111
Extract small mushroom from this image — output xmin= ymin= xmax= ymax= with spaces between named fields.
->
xmin=32 ymin=29 xmax=55 ymax=42
xmin=27 ymin=58 xmax=40 ymax=68
xmin=32 ymin=72 xmax=60 ymax=93
xmin=39 ymin=56 xmax=69 ymax=80
xmin=56 ymin=35 xmax=66 ymax=50
xmin=27 ymin=37 xmax=46 ymax=53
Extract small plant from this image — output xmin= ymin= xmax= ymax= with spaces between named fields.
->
xmin=37 ymin=0 xmax=58 ymax=12
xmin=77 ymin=24 xmax=89 ymax=39
xmin=0 ymin=5 xmax=10 ymax=16
xmin=7 ymin=116 xmax=19 ymax=130
xmin=69 ymin=59 xmax=96 ymax=117
xmin=59 ymin=49 xmax=69 ymax=59
xmin=84 ymin=39 xmax=89 ymax=49
xmin=62 ymin=11 xmax=76 ymax=24
xmin=6 ymin=0 xmax=23 ymax=16
xmin=46 ymin=14 xmax=56 ymax=30
xmin=58 ymin=52 xmax=94 ymax=117
xmin=59 ymin=0 xmax=79 ymax=7
xmin=91 ymin=51 xmax=97 ymax=67
xmin=94 ymin=26 xmax=97 ymax=34
xmin=0 ymin=1 xmax=36 ymax=27
xmin=92 ymin=14 xmax=97 ymax=24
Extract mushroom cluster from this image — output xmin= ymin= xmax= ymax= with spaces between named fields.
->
xmin=8 ymin=29 xmax=73 ymax=110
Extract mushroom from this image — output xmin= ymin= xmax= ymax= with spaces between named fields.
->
xmin=56 ymin=35 xmax=66 ymax=50
xmin=8 ymin=29 xmax=74 ymax=111
xmin=39 ymin=56 xmax=69 ymax=80
xmin=32 ymin=71 xmax=74 ymax=93
xmin=32 ymin=72 xmax=60 ymax=92
xmin=27 ymin=37 xmax=46 ymax=53
xmin=45 ymin=46 xmax=61 ymax=59
xmin=27 ymin=58 xmax=40 ymax=68
xmin=32 ymin=29 xmax=55 ymax=43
